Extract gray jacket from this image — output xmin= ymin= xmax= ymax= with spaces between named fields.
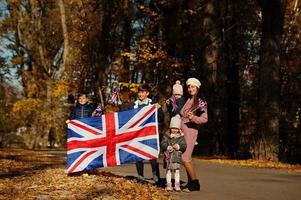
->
xmin=161 ymin=135 xmax=186 ymax=166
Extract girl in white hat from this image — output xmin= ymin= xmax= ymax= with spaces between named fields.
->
xmin=161 ymin=114 xmax=186 ymax=191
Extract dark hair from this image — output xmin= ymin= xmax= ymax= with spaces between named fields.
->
xmin=138 ymin=84 xmax=150 ymax=92
xmin=190 ymin=87 xmax=205 ymax=112
xmin=77 ymin=91 xmax=88 ymax=99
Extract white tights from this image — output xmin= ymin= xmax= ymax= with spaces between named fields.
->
xmin=166 ymin=169 xmax=180 ymax=185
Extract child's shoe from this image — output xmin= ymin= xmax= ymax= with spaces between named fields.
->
xmin=174 ymin=182 xmax=181 ymax=192
xmin=152 ymin=174 xmax=159 ymax=183
xmin=137 ymin=175 xmax=147 ymax=184
xmin=165 ymin=183 xmax=173 ymax=191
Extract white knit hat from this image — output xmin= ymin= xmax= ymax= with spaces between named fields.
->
xmin=169 ymin=114 xmax=181 ymax=129
xmin=172 ymin=80 xmax=183 ymax=95
xmin=186 ymin=78 xmax=201 ymax=88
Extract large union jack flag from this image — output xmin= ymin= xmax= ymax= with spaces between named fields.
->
xmin=67 ymin=105 xmax=159 ymax=174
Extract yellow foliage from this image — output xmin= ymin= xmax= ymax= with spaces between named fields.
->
xmin=27 ymin=83 xmax=39 ymax=98
xmin=11 ymin=56 xmax=23 ymax=65
xmin=121 ymin=52 xmax=136 ymax=58
xmin=140 ymin=52 xmax=155 ymax=61
xmin=114 ymin=58 xmax=122 ymax=66
xmin=52 ymin=80 xmax=70 ymax=98
xmin=119 ymin=82 xmax=143 ymax=93
xmin=12 ymin=98 xmax=43 ymax=120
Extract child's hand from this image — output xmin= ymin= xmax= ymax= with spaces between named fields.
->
xmin=173 ymin=144 xmax=180 ymax=150
xmin=66 ymin=120 xmax=70 ymax=124
xmin=167 ymin=146 xmax=173 ymax=152
xmin=155 ymin=103 xmax=161 ymax=109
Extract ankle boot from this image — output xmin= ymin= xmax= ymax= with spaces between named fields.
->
xmin=188 ymin=179 xmax=200 ymax=191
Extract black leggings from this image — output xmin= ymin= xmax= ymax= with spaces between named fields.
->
xmin=136 ymin=159 xmax=160 ymax=178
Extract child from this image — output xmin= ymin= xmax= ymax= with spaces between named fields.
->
xmin=161 ymin=114 xmax=186 ymax=191
xmin=92 ymin=104 xmax=103 ymax=116
xmin=166 ymin=80 xmax=186 ymax=117
xmin=67 ymin=92 xmax=93 ymax=121
xmin=130 ymin=84 xmax=163 ymax=185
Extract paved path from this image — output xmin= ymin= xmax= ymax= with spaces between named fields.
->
xmin=42 ymin=150 xmax=301 ymax=200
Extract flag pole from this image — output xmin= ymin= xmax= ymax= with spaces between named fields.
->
xmin=98 ymin=86 xmax=104 ymax=108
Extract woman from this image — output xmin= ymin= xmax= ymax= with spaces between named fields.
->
xmin=180 ymin=77 xmax=208 ymax=191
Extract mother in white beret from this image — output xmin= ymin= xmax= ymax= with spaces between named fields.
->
xmin=180 ymin=77 xmax=208 ymax=191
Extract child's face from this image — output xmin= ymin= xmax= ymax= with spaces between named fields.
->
xmin=78 ymin=95 xmax=88 ymax=105
xmin=174 ymin=94 xmax=182 ymax=100
xmin=170 ymin=128 xmax=181 ymax=137
xmin=137 ymin=90 xmax=149 ymax=101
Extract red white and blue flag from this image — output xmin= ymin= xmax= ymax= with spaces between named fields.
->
xmin=67 ymin=105 xmax=159 ymax=174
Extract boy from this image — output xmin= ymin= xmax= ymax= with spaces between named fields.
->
xmin=66 ymin=92 xmax=93 ymax=122
xmin=131 ymin=84 xmax=163 ymax=185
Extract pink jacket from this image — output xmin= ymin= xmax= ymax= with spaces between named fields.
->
xmin=180 ymin=98 xmax=208 ymax=161
xmin=180 ymin=98 xmax=208 ymax=127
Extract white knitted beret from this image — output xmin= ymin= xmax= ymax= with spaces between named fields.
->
xmin=186 ymin=78 xmax=201 ymax=88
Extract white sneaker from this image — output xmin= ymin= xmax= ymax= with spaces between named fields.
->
xmin=165 ymin=183 xmax=173 ymax=191
xmin=174 ymin=183 xmax=181 ymax=191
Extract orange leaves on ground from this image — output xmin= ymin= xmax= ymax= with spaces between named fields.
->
xmin=0 ymin=148 xmax=173 ymax=200
xmin=197 ymin=156 xmax=301 ymax=173
xmin=0 ymin=148 xmax=65 ymax=177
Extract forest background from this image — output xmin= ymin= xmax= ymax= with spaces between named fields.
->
xmin=0 ymin=0 xmax=300 ymax=164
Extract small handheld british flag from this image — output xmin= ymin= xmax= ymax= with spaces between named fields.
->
xmin=66 ymin=105 xmax=159 ymax=174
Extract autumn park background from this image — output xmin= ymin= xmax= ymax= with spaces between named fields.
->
xmin=0 ymin=0 xmax=301 ymax=199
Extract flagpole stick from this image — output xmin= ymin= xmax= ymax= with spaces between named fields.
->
xmin=98 ymin=86 xmax=104 ymax=108
xmin=190 ymin=107 xmax=199 ymax=113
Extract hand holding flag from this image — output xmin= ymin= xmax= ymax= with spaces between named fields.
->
xmin=191 ymin=98 xmax=207 ymax=113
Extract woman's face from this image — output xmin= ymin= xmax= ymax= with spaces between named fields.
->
xmin=187 ymin=85 xmax=199 ymax=96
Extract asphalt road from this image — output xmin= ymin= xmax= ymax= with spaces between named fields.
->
xmin=42 ymin=149 xmax=301 ymax=200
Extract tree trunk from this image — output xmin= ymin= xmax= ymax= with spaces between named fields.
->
xmin=203 ymin=1 xmax=218 ymax=85
xmin=202 ymin=0 xmax=228 ymax=155
xmin=253 ymin=0 xmax=287 ymax=161
xmin=58 ymin=0 xmax=70 ymax=78
xmin=223 ymin=0 xmax=240 ymax=158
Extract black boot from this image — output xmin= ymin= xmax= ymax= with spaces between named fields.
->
xmin=188 ymin=179 xmax=200 ymax=191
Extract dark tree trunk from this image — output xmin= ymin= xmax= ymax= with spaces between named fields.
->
xmin=202 ymin=0 xmax=229 ymax=155
xmin=97 ymin=0 xmax=112 ymax=98
xmin=253 ymin=0 xmax=287 ymax=161
xmin=224 ymin=0 xmax=240 ymax=158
